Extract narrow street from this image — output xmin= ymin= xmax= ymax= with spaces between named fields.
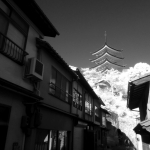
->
xmin=1 ymin=0 xmax=150 ymax=150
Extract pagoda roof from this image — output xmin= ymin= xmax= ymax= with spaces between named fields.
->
xmin=101 ymin=68 xmax=110 ymax=73
xmin=90 ymin=51 xmax=124 ymax=62
xmin=92 ymin=44 xmax=122 ymax=56
xmin=95 ymin=66 xmax=111 ymax=73
xmin=90 ymin=58 xmax=125 ymax=70
xmin=95 ymin=80 xmax=111 ymax=88
xmin=95 ymin=58 xmax=124 ymax=66
xmin=94 ymin=65 xmax=119 ymax=72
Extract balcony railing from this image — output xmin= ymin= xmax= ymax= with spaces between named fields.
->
xmin=49 ymin=82 xmax=72 ymax=103
xmin=0 ymin=32 xmax=28 ymax=65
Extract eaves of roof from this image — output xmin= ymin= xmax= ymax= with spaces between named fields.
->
xmin=75 ymin=69 xmax=105 ymax=106
xmin=127 ymin=75 xmax=150 ymax=110
xmin=10 ymin=0 xmax=59 ymax=37
xmin=101 ymin=108 xmax=110 ymax=115
xmin=0 ymin=77 xmax=43 ymax=101
xmin=40 ymin=102 xmax=102 ymax=127
xmin=90 ymin=58 xmax=125 ymax=70
xmin=134 ymin=119 xmax=150 ymax=135
xmin=36 ymin=38 xmax=78 ymax=79
xmin=90 ymin=51 xmax=124 ymax=62
xmin=91 ymin=44 xmax=122 ymax=55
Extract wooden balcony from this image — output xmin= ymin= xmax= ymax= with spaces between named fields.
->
xmin=0 ymin=32 xmax=28 ymax=65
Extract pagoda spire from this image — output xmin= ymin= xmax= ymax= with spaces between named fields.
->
xmin=90 ymin=33 xmax=125 ymax=72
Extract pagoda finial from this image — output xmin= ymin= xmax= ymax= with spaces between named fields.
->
xmin=104 ymin=31 xmax=107 ymax=44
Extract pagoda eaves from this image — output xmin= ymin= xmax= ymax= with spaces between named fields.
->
xmin=90 ymin=58 xmax=125 ymax=70
xmin=92 ymin=44 xmax=122 ymax=56
xmin=90 ymin=51 xmax=124 ymax=62
xmin=90 ymin=33 xmax=125 ymax=72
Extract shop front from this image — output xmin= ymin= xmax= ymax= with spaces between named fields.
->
xmin=24 ymin=105 xmax=74 ymax=150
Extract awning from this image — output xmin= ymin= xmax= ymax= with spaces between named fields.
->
xmin=0 ymin=77 xmax=43 ymax=101
xmin=134 ymin=119 xmax=150 ymax=135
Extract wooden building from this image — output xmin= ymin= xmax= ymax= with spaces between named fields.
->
xmin=34 ymin=38 xmax=105 ymax=150
xmin=127 ymin=74 xmax=150 ymax=150
xmin=0 ymin=0 xmax=57 ymax=150
xmin=72 ymin=68 xmax=105 ymax=150
xmin=0 ymin=0 xmax=107 ymax=150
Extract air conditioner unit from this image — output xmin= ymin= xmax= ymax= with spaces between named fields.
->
xmin=25 ymin=57 xmax=44 ymax=81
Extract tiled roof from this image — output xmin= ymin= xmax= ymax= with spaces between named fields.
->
xmin=36 ymin=38 xmax=77 ymax=78
xmin=11 ymin=0 xmax=59 ymax=37
xmin=73 ymin=68 xmax=105 ymax=106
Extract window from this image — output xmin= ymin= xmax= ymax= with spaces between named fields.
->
xmin=85 ymin=94 xmax=92 ymax=115
xmin=102 ymin=112 xmax=106 ymax=126
xmin=50 ymin=67 xmax=71 ymax=102
xmin=73 ymin=89 xmax=82 ymax=110
xmin=0 ymin=104 xmax=11 ymax=150
xmin=95 ymin=106 xmax=100 ymax=122
xmin=73 ymin=82 xmax=82 ymax=110
xmin=0 ymin=1 xmax=28 ymax=64
xmin=35 ymin=129 xmax=68 ymax=150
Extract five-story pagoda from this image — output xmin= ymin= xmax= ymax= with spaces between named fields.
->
xmin=90 ymin=32 xmax=125 ymax=72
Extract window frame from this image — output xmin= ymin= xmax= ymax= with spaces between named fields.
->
xmin=85 ymin=93 xmax=92 ymax=115
xmin=49 ymin=67 xmax=72 ymax=103
xmin=73 ymin=88 xmax=82 ymax=111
